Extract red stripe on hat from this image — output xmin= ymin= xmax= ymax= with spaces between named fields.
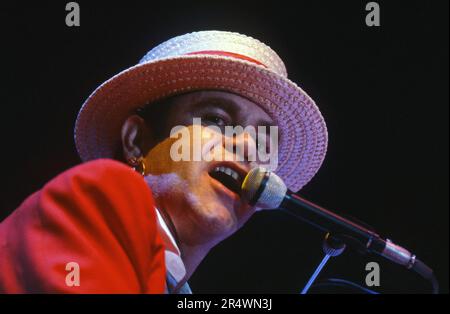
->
xmin=186 ymin=50 xmax=267 ymax=68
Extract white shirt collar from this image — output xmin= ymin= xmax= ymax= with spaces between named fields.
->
xmin=155 ymin=208 xmax=187 ymax=283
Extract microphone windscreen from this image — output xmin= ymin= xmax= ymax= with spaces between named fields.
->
xmin=241 ymin=167 xmax=287 ymax=209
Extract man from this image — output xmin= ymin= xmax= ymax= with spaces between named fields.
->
xmin=0 ymin=31 xmax=327 ymax=293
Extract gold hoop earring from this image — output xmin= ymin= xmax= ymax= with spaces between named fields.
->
xmin=127 ymin=156 xmax=146 ymax=176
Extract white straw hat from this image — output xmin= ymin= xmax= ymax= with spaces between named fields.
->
xmin=74 ymin=30 xmax=328 ymax=191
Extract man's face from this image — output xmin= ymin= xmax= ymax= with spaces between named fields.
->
xmin=143 ymin=91 xmax=276 ymax=248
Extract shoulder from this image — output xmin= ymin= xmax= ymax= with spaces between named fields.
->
xmin=44 ymin=158 xmax=149 ymax=199
xmin=38 ymin=158 xmax=157 ymax=232
xmin=0 ymin=158 xmax=165 ymax=293
xmin=57 ymin=158 xmax=143 ymax=185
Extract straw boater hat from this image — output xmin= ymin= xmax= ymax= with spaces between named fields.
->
xmin=74 ymin=30 xmax=328 ymax=192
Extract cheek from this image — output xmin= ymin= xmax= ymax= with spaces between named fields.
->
xmin=144 ymin=136 xmax=213 ymax=209
xmin=145 ymin=136 xmax=194 ymax=178
xmin=236 ymin=204 xmax=257 ymax=228
xmin=145 ymin=138 xmax=175 ymax=172
xmin=146 ymin=126 xmax=223 ymax=176
xmin=145 ymin=172 xmax=187 ymax=201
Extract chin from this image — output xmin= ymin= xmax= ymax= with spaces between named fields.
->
xmin=188 ymin=204 xmax=238 ymax=246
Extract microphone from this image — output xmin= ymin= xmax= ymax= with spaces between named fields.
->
xmin=241 ymin=167 xmax=439 ymax=293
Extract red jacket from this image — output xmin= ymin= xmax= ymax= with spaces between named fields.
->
xmin=0 ymin=159 xmax=166 ymax=293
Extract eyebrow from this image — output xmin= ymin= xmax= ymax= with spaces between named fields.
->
xmin=190 ymin=97 xmax=239 ymax=115
xmin=190 ymin=96 xmax=275 ymax=127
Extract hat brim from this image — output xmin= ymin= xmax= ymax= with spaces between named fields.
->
xmin=74 ymin=55 xmax=327 ymax=191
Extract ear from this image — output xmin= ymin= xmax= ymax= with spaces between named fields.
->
xmin=120 ymin=114 xmax=154 ymax=161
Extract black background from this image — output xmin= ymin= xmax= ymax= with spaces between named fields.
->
xmin=0 ymin=0 xmax=448 ymax=293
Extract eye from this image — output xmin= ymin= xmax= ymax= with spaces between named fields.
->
xmin=203 ymin=114 xmax=227 ymax=128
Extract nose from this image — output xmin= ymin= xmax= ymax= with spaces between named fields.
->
xmin=223 ymin=131 xmax=258 ymax=163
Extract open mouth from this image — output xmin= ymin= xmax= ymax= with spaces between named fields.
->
xmin=208 ymin=165 xmax=244 ymax=196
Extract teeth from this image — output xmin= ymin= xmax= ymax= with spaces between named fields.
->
xmin=213 ymin=166 xmax=240 ymax=181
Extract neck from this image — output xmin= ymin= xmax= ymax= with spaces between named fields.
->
xmin=171 ymin=242 xmax=211 ymax=293
xmin=156 ymin=206 xmax=212 ymax=281
xmin=180 ymin=241 xmax=215 ymax=280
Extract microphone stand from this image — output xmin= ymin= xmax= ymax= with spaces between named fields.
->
xmin=241 ymin=167 xmax=439 ymax=293
xmin=280 ymin=202 xmax=439 ymax=294
xmin=301 ymin=233 xmax=346 ymax=294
